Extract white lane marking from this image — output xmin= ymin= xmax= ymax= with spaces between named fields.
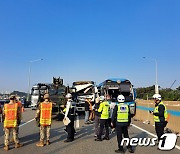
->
xmin=19 ymin=118 xmax=35 ymax=127
xmin=132 ymin=124 xmax=180 ymax=150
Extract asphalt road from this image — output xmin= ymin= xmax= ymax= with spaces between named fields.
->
xmin=0 ymin=108 xmax=180 ymax=154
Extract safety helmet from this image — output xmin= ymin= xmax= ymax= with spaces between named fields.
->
xmin=117 ymin=95 xmax=125 ymax=103
xmin=99 ymin=96 xmax=105 ymax=101
xmin=153 ymin=94 xmax=161 ymax=100
xmin=66 ymin=93 xmax=72 ymax=99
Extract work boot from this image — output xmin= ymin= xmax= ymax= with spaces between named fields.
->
xmin=94 ymin=138 xmax=102 ymax=141
xmin=36 ymin=141 xmax=44 ymax=147
xmin=128 ymin=147 xmax=134 ymax=153
xmin=4 ymin=146 xmax=9 ymax=151
xmin=103 ymin=136 xmax=110 ymax=140
xmin=15 ymin=143 xmax=23 ymax=148
xmin=46 ymin=140 xmax=51 ymax=145
xmin=64 ymin=139 xmax=73 ymax=143
xmin=115 ymin=149 xmax=124 ymax=153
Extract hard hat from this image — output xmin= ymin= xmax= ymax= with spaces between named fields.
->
xmin=117 ymin=95 xmax=125 ymax=103
xmin=66 ymin=93 xmax=72 ymax=99
xmin=99 ymin=96 xmax=105 ymax=101
xmin=44 ymin=93 xmax=50 ymax=99
xmin=153 ymin=94 xmax=161 ymax=100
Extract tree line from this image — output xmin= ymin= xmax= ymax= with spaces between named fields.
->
xmin=136 ymin=85 xmax=180 ymax=101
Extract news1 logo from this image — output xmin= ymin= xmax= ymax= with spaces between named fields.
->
xmin=121 ymin=133 xmax=177 ymax=151
xmin=158 ymin=134 xmax=177 ymax=151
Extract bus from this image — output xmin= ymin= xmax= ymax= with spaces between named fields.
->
xmin=98 ymin=78 xmax=136 ymax=116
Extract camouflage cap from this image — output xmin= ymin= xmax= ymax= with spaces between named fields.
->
xmin=9 ymin=95 xmax=16 ymax=100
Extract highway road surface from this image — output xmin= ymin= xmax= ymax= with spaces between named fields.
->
xmin=0 ymin=108 xmax=180 ymax=154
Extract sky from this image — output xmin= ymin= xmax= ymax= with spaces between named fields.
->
xmin=0 ymin=0 xmax=180 ymax=93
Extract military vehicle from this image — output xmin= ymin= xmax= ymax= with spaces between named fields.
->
xmin=30 ymin=77 xmax=66 ymax=120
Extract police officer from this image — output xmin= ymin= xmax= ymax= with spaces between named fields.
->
xmin=2 ymin=95 xmax=23 ymax=151
xmin=36 ymin=93 xmax=53 ymax=147
xmin=150 ymin=94 xmax=168 ymax=141
xmin=64 ymin=93 xmax=75 ymax=142
xmin=111 ymin=95 xmax=133 ymax=153
xmin=95 ymin=96 xmax=110 ymax=141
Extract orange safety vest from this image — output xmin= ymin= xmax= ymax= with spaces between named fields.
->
xmin=17 ymin=101 xmax=24 ymax=112
xmin=4 ymin=103 xmax=18 ymax=128
xmin=40 ymin=102 xmax=52 ymax=126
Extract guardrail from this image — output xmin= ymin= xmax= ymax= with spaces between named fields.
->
xmin=134 ymin=99 xmax=180 ymax=133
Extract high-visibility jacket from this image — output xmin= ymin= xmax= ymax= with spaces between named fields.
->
xmin=4 ymin=103 xmax=18 ymax=128
xmin=17 ymin=101 xmax=24 ymax=112
xmin=117 ymin=103 xmax=129 ymax=123
xmin=154 ymin=101 xmax=168 ymax=122
xmin=40 ymin=102 xmax=52 ymax=126
xmin=98 ymin=101 xmax=110 ymax=119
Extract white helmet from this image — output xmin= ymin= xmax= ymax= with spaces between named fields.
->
xmin=99 ymin=96 xmax=105 ymax=101
xmin=117 ymin=95 xmax=125 ymax=103
xmin=153 ymin=94 xmax=161 ymax=100
xmin=66 ymin=93 xmax=72 ymax=99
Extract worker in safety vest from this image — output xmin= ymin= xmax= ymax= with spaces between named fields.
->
xmin=95 ymin=96 xmax=110 ymax=141
xmin=150 ymin=94 xmax=168 ymax=141
xmin=63 ymin=93 xmax=76 ymax=142
xmin=111 ymin=95 xmax=133 ymax=153
xmin=2 ymin=95 xmax=23 ymax=151
xmin=16 ymin=98 xmax=23 ymax=134
xmin=10 ymin=98 xmax=24 ymax=143
xmin=36 ymin=93 xmax=53 ymax=147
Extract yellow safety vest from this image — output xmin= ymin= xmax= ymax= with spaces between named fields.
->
xmin=40 ymin=102 xmax=52 ymax=126
xmin=117 ymin=103 xmax=129 ymax=123
xmin=4 ymin=103 xmax=18 ymax=128
xmin=154 ymin=101 xmax=168 ymax=122
xmin=98 ymin=101 xmax=110 ymax=119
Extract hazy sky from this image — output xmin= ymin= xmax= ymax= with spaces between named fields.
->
xmin=0 ymin=0 xmax=180 ymax=93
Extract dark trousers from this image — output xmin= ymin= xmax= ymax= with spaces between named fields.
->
xmin=116 ymin=124 xmax=131 ymax=150
xmin=66 ymin=115 xmax=75 ymax=140
xmin=155 ymin=122 xmax=165 ymax=141
xmin=94 ymin=115 xmax=100 ymax=136
xmin=97 ymin=119 xmax=109 ymax=139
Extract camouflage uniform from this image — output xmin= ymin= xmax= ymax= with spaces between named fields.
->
xmin=36 ymin=99 xmax=52 ymax=146
xmin=40 ymin=125 xmax=51 ymax=141
xmin=2 ymin=97 xmax=22 ymax=150
xmin=4 ymin=127 xmax=19 ymax=146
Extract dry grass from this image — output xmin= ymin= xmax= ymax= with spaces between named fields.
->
xmin=136 ymin=99 xmax=180 ymax=111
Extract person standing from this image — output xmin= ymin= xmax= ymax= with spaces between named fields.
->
xmin=95 ymin=96 xmax=110 ymax=141
xmin=36 ymin=93 xmax=53 ymax=147
xmin=64 ymin=93 xmax=76 ymax=142
xmin=150 ymin=94 xmax=168 ymax=142
xmin=84 ymin=98 xmax=91 ymax=124
xmin=111 ymin=95 xmax=133 ymax=153
xmin=2 ymin=95 xmax=23 ymax=151
xmin=93 ymin=97 xmax=101 ymax=137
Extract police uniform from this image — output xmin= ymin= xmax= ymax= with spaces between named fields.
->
xmin=3 ymin=96 xmax=22 ymax=151
xmin=111 ymin=102 xmax=133 ymax=153
xmin=64 ymin=100 xmax=75 ymax=142
xmin=153 ymin=101 xmax=168 ymax=141
xmin=36 ymin=100 xmax=52 ymax=147
xmin=95 ymin=100 xmax=110 ymax=141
